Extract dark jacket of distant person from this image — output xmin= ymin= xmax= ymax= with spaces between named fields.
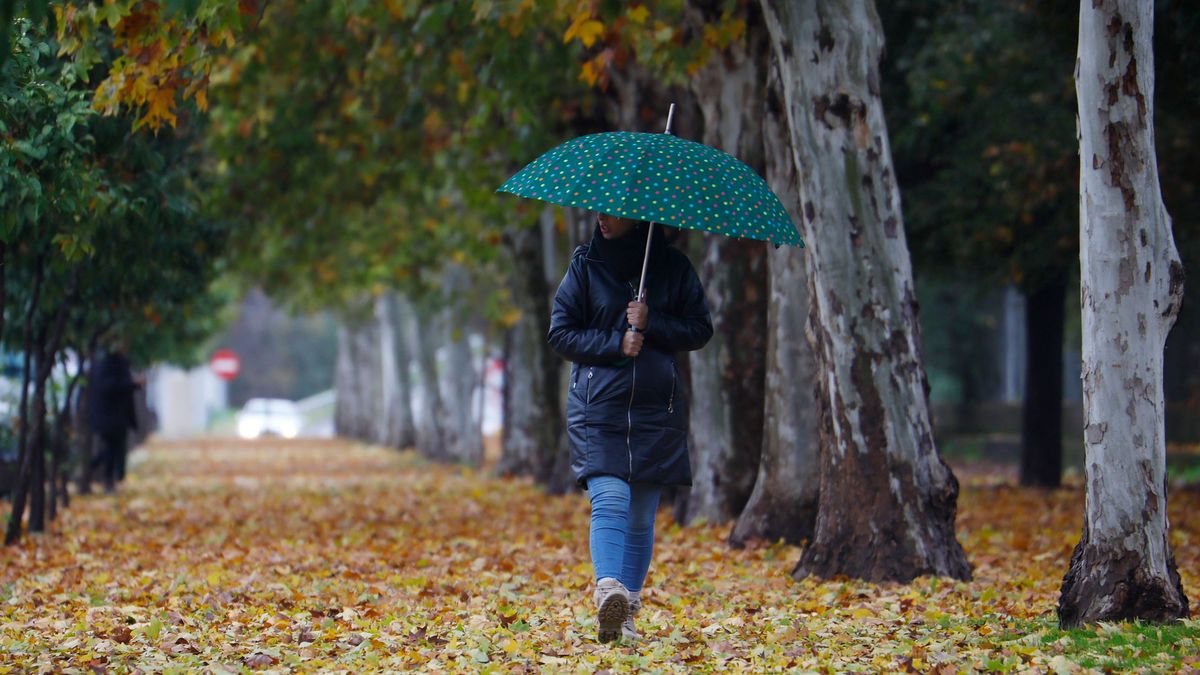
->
xmin=89 ymin=351 xmax=139 ymax=437
xmin=548 ymin=223 xmax=713 ymax=488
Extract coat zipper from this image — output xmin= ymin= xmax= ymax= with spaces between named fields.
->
xmin=586 ymin=367 xmax=594 ymax=405
xmin=667 ymin=363 xmax=676 ymax=414
xmin=626 ymin=363 xmax=636 ymax=480
xmin=626 ymin=281 xmax=638 ymax=480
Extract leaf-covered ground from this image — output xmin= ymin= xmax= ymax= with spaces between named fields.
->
xmin=1 ymin=439 xmax=1197 ymax=673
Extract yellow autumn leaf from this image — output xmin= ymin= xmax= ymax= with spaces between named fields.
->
xmin=627 ymin=5 xmax=650 ymax=25
xmin=576 ymin=19 xmax=604 ymax=47
xmin=579 ymin=53 xmax=607 ymax=88
xmin=563 ymin=11 xmax=604 ymax=48
xmin=500 ymin=307 xmax=522 ymax=327
xmin=145 ymin=86 xmax=178 ymax=131
xmin=579 ymin=60 xmax=600 ymax=87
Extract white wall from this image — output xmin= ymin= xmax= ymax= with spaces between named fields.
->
xmin=151 ymin=365 xmax=227 ymax=438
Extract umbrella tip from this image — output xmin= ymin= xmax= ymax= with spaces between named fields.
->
xmin=664 ymin=103 xmax=676 ymax=135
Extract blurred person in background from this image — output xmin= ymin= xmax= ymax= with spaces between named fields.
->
xmin=88 ymin=337 xmax=143 ymax=492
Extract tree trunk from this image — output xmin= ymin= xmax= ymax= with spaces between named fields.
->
xmin=28 ymin=365 xmax=48 ymax=533
xmin=46 ymin=372 xmax=60 ymax=523
xmin=53 ymin=357 xmax=84 ymax=514
xmin=435 ymin=265 xmax=483 ymax=466
xmin=760 ymin=0 xmax=971 ymax=582
xmin=497 ymin=214 xmax=562 ymax=484
xmin=75 ymin=342 xmax=99 ymax=496
xmin=730 ymin=62 xmax=821 ymax=548
xmin=378 ymin=294 xmax=416 ymax=449
xmin=333 ymin=323 xmax=358 ymax=439
xmin=440 ymin=317 xmax=482 ymax=465
xmin=28 ymin=336 xmax=48 ymax=534
xmin=29 ymin=303 xmax=71 ymax=533
xmin=50 ymin=357 xmax=82 ymax=520
xmin=679 ymin=0 xmax=771 ymax=526
xmin=405 ymin=296 xmax=449 ymax=461
xmin=0 ymin=241 xmax=5 ymax=351
xmin=334 ymin=313 xmax=384 ymax=443
xmin=6 ymin=253 xmax=44 ymax=546
xmin=1020 ymin=272 xmax=1067 ymax=487
xmin=355 ymin=313 xmax=385 ymax=443
xmin=1057 ymin=0 xmax=1189 ymax=628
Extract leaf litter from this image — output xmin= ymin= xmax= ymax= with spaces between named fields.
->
xmin=0 ymin=439 xmax=1196 ymax=672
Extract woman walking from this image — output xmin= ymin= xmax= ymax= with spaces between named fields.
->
xmin=548 ymin=212 xmax=713 ymax=643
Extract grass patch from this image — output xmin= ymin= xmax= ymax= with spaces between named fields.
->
xmin=998 ymin=617 xmax=1200 ymax=672
xmin=939 ymin=435 xmax=989 ymax=462
xmin=1167 ymin=455 xmax=1200 ymax=484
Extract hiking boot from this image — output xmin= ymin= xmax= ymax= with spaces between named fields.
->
xmin=593 ymin=578 xmax=629 ymax=643
xmin=621 ymin=594 xmax=642 ymax=641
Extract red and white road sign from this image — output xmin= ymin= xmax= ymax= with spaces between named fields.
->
xmin=209 ymin=349 xmax=241 ymax=381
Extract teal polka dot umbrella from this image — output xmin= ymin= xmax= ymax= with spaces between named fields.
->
xmin=497 ymin=129 xmax=803 ymax=249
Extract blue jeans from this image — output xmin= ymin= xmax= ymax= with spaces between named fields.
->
xmin=586 ymin=475 xmax=662 ymax=593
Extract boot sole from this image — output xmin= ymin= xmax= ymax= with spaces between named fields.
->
xmin=597 ymin=594 xmax=629 ymax=643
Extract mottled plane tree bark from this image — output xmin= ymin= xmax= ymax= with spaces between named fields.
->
xmin=730 ymin=62 xmax=820 ymax=548
xmin=436 ymin=265 xmax=483 ymax=467
xmin=377 ymin=293 xmax=416 ymax=450
xmin=759 ymin=0 xmax=971 ymax=582
xmin=498 ymin=209 xmax=563 ymax=485
xmin=1057 ymin=0 xmax=1189 ymax=628
xmin=404 ymin=294 xmax=450 ymax=461
xmin=333 ymin=311 xmax=382 ymax=443
xmin=679 ymin=0 xmax=771 ymax=526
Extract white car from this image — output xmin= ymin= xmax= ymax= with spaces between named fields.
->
xmin=236 ymin=398 xmax=302 ymax=439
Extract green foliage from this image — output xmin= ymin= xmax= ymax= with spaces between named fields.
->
xmin=37 ymin=0 xmax=757 ymax=326
xmin=2 ymin=19 xmax=229 ymax=365
xmin=0 ymin=1 xmax=52 ymax=65
xmin=203 ymin=0 xmax=596 ymax=318
xmin=0 ymin=19 xmax=100 ymax=249
xmin=885 ymin=0 xmax=1079 ymax=294
xmin=913 ymin=278 xmax=1000 ymax=406
xmin=54 ymin=0 xmax=258 ymax=131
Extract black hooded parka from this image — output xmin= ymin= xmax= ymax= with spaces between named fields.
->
xmin=548 ymin=224 xmax=713 ymax=488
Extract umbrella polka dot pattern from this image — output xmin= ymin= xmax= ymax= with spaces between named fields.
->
xmin=498 ymin=132 xmax=803 ymax=248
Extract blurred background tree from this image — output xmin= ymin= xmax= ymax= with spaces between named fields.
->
xmin=880 ymin=0 xmax=1200 ymax=485
xmin=881 ymin=0 xmax=1080 ymax=487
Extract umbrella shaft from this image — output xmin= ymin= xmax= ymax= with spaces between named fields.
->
xmin=634 ymin=105 xmax=675 ymax=308
xmin=636 ymin=222 xmax=654 ymax=304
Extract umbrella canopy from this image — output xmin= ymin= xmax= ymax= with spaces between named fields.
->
xmin=497 ymin=131 xmax=803 ymax=248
